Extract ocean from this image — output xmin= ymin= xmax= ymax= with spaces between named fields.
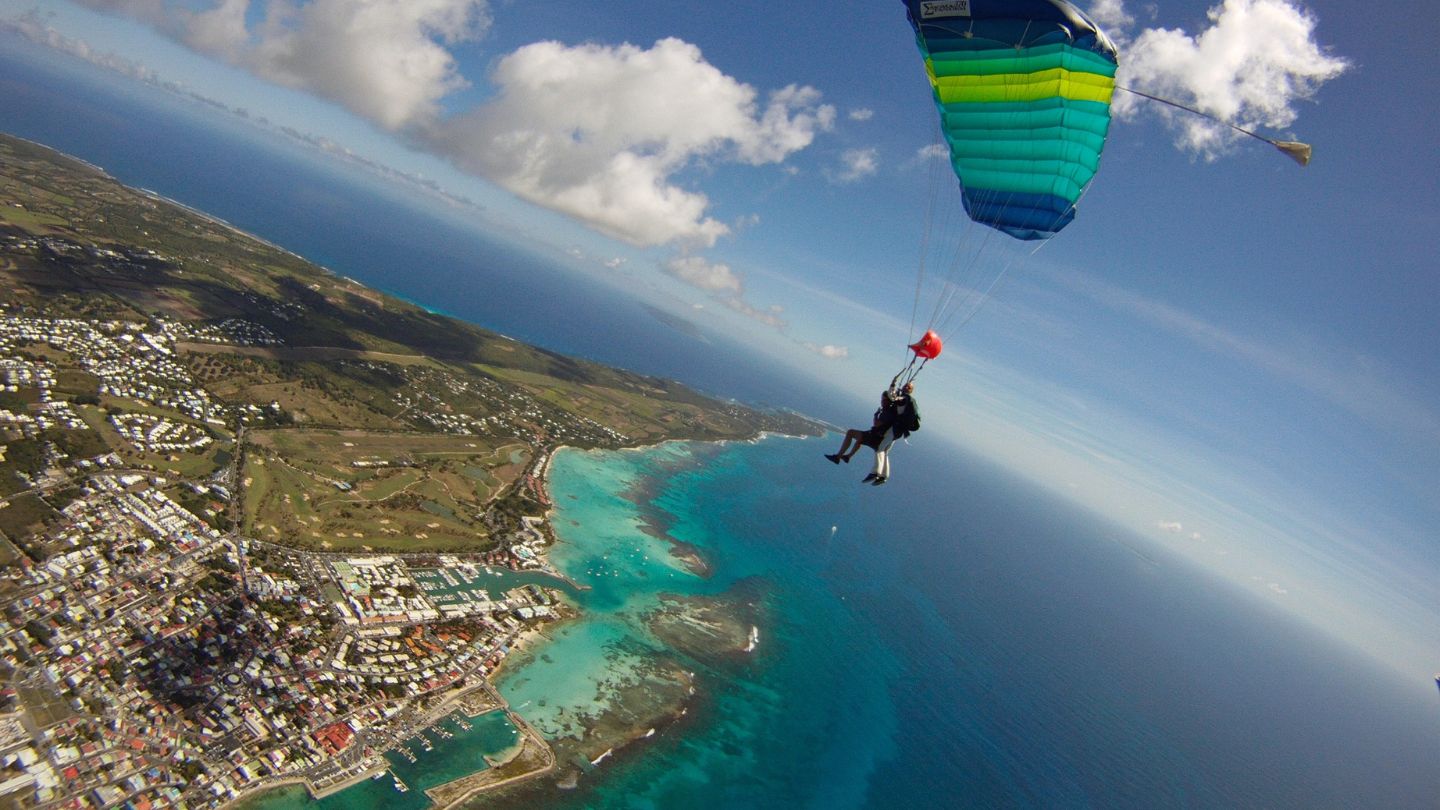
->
xmin=5 ymin=35 xmax=1439 ymax=808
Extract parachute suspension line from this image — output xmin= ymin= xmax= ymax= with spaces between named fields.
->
xmin=929 ymin=182 xmax=1023 ymax=337
xmin=926 ymin=180 xmax=1006 ymax=333
xmin=934 ymin=176 xmax=1096 ymax=341
xmin=934 ymin=240 xmax=1026 ymax=336
xmin=907 ymin=121 xmax=950 ymax=362
xmin=1117 ymin=86 xmax=1313 ymax=166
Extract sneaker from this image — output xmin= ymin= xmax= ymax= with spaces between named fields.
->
xmin=824 ymin=453 xmax=842 ymax=465
xmin=870 ymin=476 xmax=888 ymax=486
xmin=861 ymin=473 xmax=877 ymax=483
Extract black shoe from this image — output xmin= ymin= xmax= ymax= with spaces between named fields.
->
xmin=824 ymin=453 xmax=842 ymax=465
xmin=861 ymin=473 xmax=877 ymax=483
xmin=871 ymin=476 xmax=888 ymax=486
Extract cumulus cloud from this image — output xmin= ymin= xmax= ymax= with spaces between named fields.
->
xmin=1087 ymin=0 xmax=1135 ymax=34
xmin=827 ymin=147 xmax=879 ymax=183
xmin=848 ymin=107 xmax=874 ymax=121
xmin=55 ymin=5 xmax=834 ymax=248
xmin=3 ymin=9 xmax=159 ymax=80
xmin=661 ymin=255 xmax=792 ymax=329
xmin=663 ymin=255 xmax=742 ymax=295
xmin=76 ymin=0 xmax=489 ymax=130
xmin=917 ymin=143 xmax=949 ymax=161
xmin=722 ymin=298 xmax=786 ymax=329
xmin=424 ymin=38 xmax=833 ymax=247
xmin=1105 ymin=0 xmax=1349 ymax=158
xmin=803 ymin=342 xmax=849 ymax=359
xmin=1157 ymin=520 xmax=1184 ymax=533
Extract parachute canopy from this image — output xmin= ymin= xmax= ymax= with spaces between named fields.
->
xmin=904 ymin=0 xmax=1120 ymax=240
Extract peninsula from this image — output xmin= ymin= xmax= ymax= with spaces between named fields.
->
xmin=0 ymin=133 xmax=822 ymax=809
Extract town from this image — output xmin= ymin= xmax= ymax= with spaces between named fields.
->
xmin=0 ymin=302 xmax=578 ymax=808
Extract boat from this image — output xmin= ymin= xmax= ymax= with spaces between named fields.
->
xmin=394 ymin=777 xmax=409 ymax=793
xmin=743 ymin=625 xmax=759 ymax=653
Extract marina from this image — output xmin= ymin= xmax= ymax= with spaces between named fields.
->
xmin=245 ymin=709 xmax=525 ymax=809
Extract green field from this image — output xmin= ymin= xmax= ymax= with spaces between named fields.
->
xmin=243 ymin=429 xmax=530 ymax=552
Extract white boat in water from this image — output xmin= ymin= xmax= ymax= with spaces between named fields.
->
xmin=743 ymin=625 xmax=759 ymax=653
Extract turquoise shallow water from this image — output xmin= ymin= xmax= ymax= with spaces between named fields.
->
xmin=493 ymin=438 xmax=908 ymax=807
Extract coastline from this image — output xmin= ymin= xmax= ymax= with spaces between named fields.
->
xmin=232 ymin=436 xmax=784 ymax=810
xmin=503 ymin=440 xmax=749 ymax=786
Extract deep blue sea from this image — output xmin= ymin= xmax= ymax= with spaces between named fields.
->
xmin=5 ymin=36 xmax=1439 ymax=808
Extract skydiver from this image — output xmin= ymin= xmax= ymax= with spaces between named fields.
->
xmin=825 ymin=382 xmax=918 ymax=485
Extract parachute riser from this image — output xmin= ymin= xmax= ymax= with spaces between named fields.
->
xmin=889 ymin=358 xmax=917 ymax=393
xmin=890 ymin=357 xmax=930 ymax=393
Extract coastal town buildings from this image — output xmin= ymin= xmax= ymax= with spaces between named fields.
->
xmin=0 ymin=302 xmax=571 ymax=808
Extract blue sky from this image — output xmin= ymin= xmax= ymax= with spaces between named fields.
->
xmin=2 ymin=0 xmax=1437 ymax=681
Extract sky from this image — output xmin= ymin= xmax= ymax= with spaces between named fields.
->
xmin=1 ymin=0 xmax=1437 ymax=683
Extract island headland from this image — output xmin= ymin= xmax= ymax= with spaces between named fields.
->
xmin=0 ymin=132 xmax=822 ymax=809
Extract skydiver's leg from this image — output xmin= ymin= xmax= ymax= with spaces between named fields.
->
xmin=871 ymin=432 xmax=895 ymax=483
xmin=828 ymin=429 xmax=861 ymax=463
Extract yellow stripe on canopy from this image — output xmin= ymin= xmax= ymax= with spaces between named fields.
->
xmin=929 ymin=66 xmax=1115 ymax=105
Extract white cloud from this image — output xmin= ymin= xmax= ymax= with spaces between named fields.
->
xmin=803 ymin=342 xmax=849 ymax=359
xmin=848 ymin=107 xmax=874 ymax=121
xmin=3 ymin=10 xmax=159 ymax=80
xmin=1087 ymin=0 xmax=1135 ymax=34
xmin=249 ymin=0 xmax=486 ymax=130
xmin=425 ymin=38 xmax=834 ymax=247
xmin=1157 ymin=520 xmax=1184 ymax=533
xmin=663 ymin=255 xmax=742 ymax=296
xmin=827 ymin=147 xmax=878 ymax=184
xmin=722 ymin=297 xmax=786 ymax=329
xmin=917 ymin=143 xmax=949 ymax=160
xmin=76 ymin=0 xmax=490 ymax=130
xmin=661 ymin=256 xmax=793 ymax=329
xmin=1109 ymin=0 xmax=1349 ymax=158
xmin=54 ymin=6 xmax=834 ymax=247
